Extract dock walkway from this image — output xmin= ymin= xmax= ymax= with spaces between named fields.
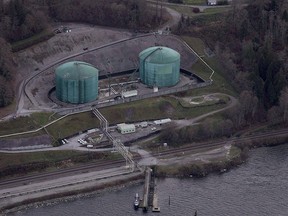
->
xmin=139 ymin=167 xmax=160 ymax=212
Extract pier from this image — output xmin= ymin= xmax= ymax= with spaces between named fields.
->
xmin=138 ymin=167 xmax=160 ymax=212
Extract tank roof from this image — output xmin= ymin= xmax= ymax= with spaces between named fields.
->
xmin=55 ymin=61 xmax=98 ymax=80
xmin=139 ymin=46 xmax=180 ymax=64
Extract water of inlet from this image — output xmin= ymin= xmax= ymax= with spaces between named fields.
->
xmin=10 ymin=144 xmax=288 ymax=216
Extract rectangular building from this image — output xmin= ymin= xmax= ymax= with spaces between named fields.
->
xmin=117 ymin=123 xmax=136 ymax=134
xmin=207 ymin=0 xmax=217 ymax=5
xmin=153 ymin=118 xmax=172 ymax=125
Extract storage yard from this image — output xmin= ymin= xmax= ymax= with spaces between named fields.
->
xmin=22 ymin=31 xmax=204 ymax=112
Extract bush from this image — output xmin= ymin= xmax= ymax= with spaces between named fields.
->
xmin=217 ymin=0 xmax=228 ymax=5
xmin=168 ymin=0 xmax=183 ymax=3
xmin=0 ymin=77 xmax=14 ymax=107
xmin=192 ymin=8 xmax=200 ymax=13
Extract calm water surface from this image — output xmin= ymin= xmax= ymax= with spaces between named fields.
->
xmin=10 ymin=144 xmax=288 ymax=216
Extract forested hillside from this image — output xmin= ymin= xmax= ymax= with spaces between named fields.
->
xmin=43 ymin=0 xmax=159 ymax=29
xmin=0 ymin=0 xmax=162 ymax=108
xmin=0 ymin=38 xmax=14 ymax=107
xmin=178 ymin=0 xmax=288 ymax=126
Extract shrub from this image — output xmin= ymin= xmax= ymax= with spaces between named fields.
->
xmin=168 ymin=0 xmax=183 ymax=3
xmin=193 ymin=8 xmax=200 ymax=13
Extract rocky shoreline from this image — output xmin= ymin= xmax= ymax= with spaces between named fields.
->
xmin=1 ymin=174 xmax=143 ymax=215
xmin=2 ymin=135 xmax=288 ymax=215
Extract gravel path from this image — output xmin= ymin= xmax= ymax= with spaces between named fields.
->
xmin=175 ymin=93 xmax=238 ymax=128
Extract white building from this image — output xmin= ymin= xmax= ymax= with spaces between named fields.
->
xmin=121 ymin=90 xmax=138 ymax=98
xmin=153 ymin=118 xmax=171 ymax=125
xmin=140 ymin=121 xmax=148 ymax=128
xmin=207 ymin=0 xmax=217 ymax=5
xmin=117 ymin=123 xmax=136 ymax=134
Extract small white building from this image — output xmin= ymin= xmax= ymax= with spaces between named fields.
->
xmin=153 ymin=118 xmax=172 ymax=125
xmin=117 ymin=123 xmax=136 ymax=134
xmin=207 ymin=0 xmax=217 ymax=5
xmin=121 ymin=90 xmax=138 ymax=98
xmin=140 ymin=121 xmax=148 ymax=128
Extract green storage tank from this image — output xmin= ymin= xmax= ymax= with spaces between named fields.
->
xmin=139 ymin=46 xmax=180 ymax=87
xmin=55 ymin=61 xmax=99 ymax=104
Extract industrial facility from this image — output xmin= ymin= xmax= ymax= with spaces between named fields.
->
xmin=55 ymin=61 xmax=99 ymax=104
xmin=117 ymin=123 xmax=136 ymax=134
xmin=26 ymin=33 xmax=205 ymax=110
xmin=139 ymin=46 xmax=180 ymax=87
xmin=54 ymin=46 xmax=182 ymax=105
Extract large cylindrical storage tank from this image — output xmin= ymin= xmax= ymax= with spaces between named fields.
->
xmin=55 ymin=61 xmax=98 ymax=104
xmin=139 ymin=46 xmax=180 ymax=87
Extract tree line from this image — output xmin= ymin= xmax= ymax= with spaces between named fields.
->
xmin=44 ymin=0 xmax=160 ymax=29
xmin=0 ymin=0 xmax=48 ymax=42
xmin=176 ymin=0 xmax=288 ymax=127
xmin=0 ymin=0 xmax=159 ymax=43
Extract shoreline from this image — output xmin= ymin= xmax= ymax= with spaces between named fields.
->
xmin=3 ymin=178 xmax=144 ymax=215
xmin=1 ymin=173 xmax=143 ymax=215
xmin=2 ymin=136 xmax=288 ymax=215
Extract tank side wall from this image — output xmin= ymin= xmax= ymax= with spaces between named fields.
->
xmin=84 ymin=74 xmax=98 ymax=103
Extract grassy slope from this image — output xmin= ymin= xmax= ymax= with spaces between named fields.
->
xmin=11 ymin=29 xmax=54 ymax=52
xmin=181 ymin=35 xmax=237 ymax=97
xmin=168 ymin=4 xmax=230 ymax=17
xmin=173 ymin=4 xmax=236 ymax=97
xmin=46 ymin=112 xmax=100 ymax=139
xmin=46 ymin=96 xmax=228 ymax=140
xmin=0 ymin=112 xmax=59 ymax=136
xmin=0 ymin=150 xmax=122 ymax=179
xmin=0 ymin=151 xmax=86 ymax=169
xmin=184 ymin=0 xmax=206 ymax=5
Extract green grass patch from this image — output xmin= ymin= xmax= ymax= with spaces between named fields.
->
xmin=183 ymin=0 xmax=206 ymax=5
xmin=190 ymin=12 xmax=225 ymax=25
xmin=203 ymin=7 xmax=231 ymax=15
xmin=0 ymin=112 xmax=59 ymax=136
xmin=204 ymin=57 xmax=237 ymax=95
xmin=181 ymin=36 xmax=237 ymax=96
xmin=30 ymin=112 xmax=60 ymax=126
xmin=182 ymin=36 xmax=206 ymax=55
xmin=0 ymin=150 xmax=121 ymax=178
xmin=191 ymin=60 xmax=212 ymax=81
xmin=46 ymin=112 xmax=100 ymax=139
xmin=0 ymin=93 xmax=231 ymax=140
xmin=11 ymin=29 xmax=54 ymax=52
xmin=228 ymin=146 xmax=241 ymax=159
xmin=0 ymin=151 xmax=85 ymax=169
xmin=0 ymin=116 xmax=37 ymax=135
xmin=167 ymin=4 xmax=230 ymax=17
xmin=100 ymin=97 xmax=176 ymax=123
xmin=101 ymin=96 xmax=228 ymax=123
xmin=2 ymin=130 xmax=47 ymax=140
xmin=168 ymin=5 xmax=199 ymax=17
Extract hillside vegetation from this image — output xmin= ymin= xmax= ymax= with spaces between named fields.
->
xmin=176 ymin=0 xmax=288 ymax=128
